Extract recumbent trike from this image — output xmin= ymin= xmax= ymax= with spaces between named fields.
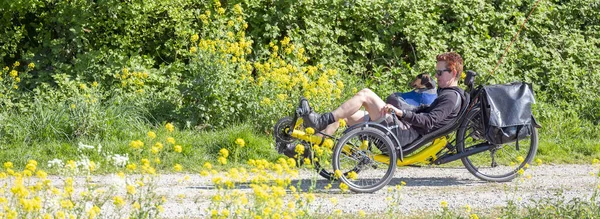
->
xmin=274 ymin=71 xmax=540 ymax=193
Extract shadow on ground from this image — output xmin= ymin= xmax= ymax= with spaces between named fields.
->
xmin=187 ymin=175 xmax=484 ymax=193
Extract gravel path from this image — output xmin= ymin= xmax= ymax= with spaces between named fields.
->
xmin=147 ymin=164 xmax=598 ymax=218
xmin=28 ymin=164 xmax=596 ymax=218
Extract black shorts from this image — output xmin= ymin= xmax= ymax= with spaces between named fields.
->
xmin=373 ymin=114 xmax=421 ymax=147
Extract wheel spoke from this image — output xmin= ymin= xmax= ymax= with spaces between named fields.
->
xmin=333 ymin=127 xmax=396 ymax=193
xmin=458 ymin=108 xmax=538 ymax=182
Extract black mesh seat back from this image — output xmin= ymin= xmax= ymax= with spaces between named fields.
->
xmin=402 ymin=91 xmax=470 ymax=154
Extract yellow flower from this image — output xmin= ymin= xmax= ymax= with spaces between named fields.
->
xmin=517 ymin=168 xmax=525 ymax=175
xmin=190 ymin=47 xmax=197 ymax=53
xmin=174 ymin=145 xmax=182 ymax=153
xmin=133 ymin=202 xmax=141 ymax=209
xmin=339 ymin=119 xmax=347 ymax=128
xmin=165 ymin=123 xmax=175 ymax=132
xmin=66 ymin=160 xmax=76 ymax=170
xmin=203 ymin=162 xmax=212 ymax=169
xmin=28 ymin=62 xmax=35 ymax=69
xmin=88 ymin=161 xmax=96 ymax=172
xmin=2 ymin=66 xmax=8 ymax=71
xmin=294 ymin=144 xmax=305 ymax=155
xmin=79 ymin=83 xmax=87 ymax=90
xmin=129 ymin=140 xmax=144 ymax=149
xmin=347 ymin=171 xmax=358 ymax=180
xmin=464 ymin=204 xmax=471 ymax=213
xmin=470 ymin=213 xmax=479 ymax=219
xmin=3 ymin=161 xmax=13 ymax=169
xmin=117 ymin=172 xmax=125 ymax=178
xmin=217 ymin=8 xmax=225 ymax=15
xmin=329 ymin=197 xmax=338 ymax=205
xmin=219 ymin=148 xmax=229 ymax=158
xmin=61 ymin=200 xmax=74 ymax=209
xmin=260 ymin=97 xmax=271 ymax=106
xmin=147 ymin=131 xmax=157 ymax=139
xmin=339 ymin=183 xmax=349 ymax=192
xmin=26 ymin=160 xmax=37 ymax=171
xmin=92 ymin=81 xmax=98 ymax=87
xmin=151 ymin=146 xmax=160 ymax=154
xmin=9 ymin=70 xmax=17 ymax=78
xmin=287 ymin=158 xmax=296 ymax=168
xmin=174 ymin=164 xmax=183 ymax=172
xmin=334 ymin=169 xmax=343 ymax=179
xmin=191 ymin=34 xmax=199 ymax=42
xmin=126 ymin=163 xmax=136 ymax=171
xmin=593 ymin=158 xmax=600 ymax=165
xmin=233 ymin=4 xmax=243 ymax=14
xmin=36 ymin=170 xmax=47 ymax=179
xmin=305 ymin=127 xmax=315 ymax=135
xmin=113 ymin=196 xmax=125 ymax=207
xmin=334 ymin=209 xmax=342 ymax=215
xmin=167 ymin=137 xmax=176 ymax=144
xmin=88 ymin=205 xmax=101 ymax=218
xmin=441 ymin=200 xmax=448 ymax=208
xmin=235 ymin=138 xmax=245 ymax=147
xmin=218 ymin=156 xmax=227 ymax=165
xmin=358 ymin=210 xmax=366 ymax=217
xmin=13 ymin=61 xmax=20 ymax=67
xmin=517 ymin=156 xmax=525 ymax=163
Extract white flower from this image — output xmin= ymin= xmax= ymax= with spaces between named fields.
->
xmin=78 ymin=142 xmax=95 ymax=151
xmin=111 ymin=154 xmax=129 ymax=167
xmin=48 ymin=159 xmax=64 ymax=168
xmin=76 ymin=157 xmax=90 ymax=169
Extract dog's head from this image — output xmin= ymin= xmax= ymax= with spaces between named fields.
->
xmin=410 ymin=73 xmax=435 ymax=90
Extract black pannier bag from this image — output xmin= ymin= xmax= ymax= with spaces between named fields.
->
xmin=482 ymin=82 xmax=535 ymax=147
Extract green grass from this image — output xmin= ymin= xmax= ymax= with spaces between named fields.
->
xmin=1 ymin=119 xmax=599 ymax=174
xmin=1 ymin=97 xmax=599 ymax=174
xmin=0 ymin=122 xmax=283 ymax=174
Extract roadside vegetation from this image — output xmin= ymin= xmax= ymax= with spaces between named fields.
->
xmin=1 ymin=0 xmax=599 ymax=218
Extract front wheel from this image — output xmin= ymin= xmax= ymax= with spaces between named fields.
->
xmin=457 ymin=108 xmax=538 ymax=182
xmin=273 ymin=116 xmax=336 ymax=180
xmin=332 ymin=127 xmax=396 ymax=193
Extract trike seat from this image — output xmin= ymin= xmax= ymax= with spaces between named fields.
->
xmin=400 ymin=90 xmax=470 ymax=155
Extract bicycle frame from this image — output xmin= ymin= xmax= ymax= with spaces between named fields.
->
xmin=284 ymin=73 xmax=492 ymax=168
xmin=287 ymin=117 xmax=451 ymax=167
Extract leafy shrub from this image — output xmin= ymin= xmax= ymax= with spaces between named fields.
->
xmin=0 ymin=0 xmax=599 ymax=139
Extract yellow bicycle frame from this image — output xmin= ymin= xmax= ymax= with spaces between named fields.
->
xmin=288 ymin=118 xmax=448 ymax=167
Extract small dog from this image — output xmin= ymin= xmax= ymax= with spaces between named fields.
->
xmin=386 ymin=73 xmax=437 ymax=110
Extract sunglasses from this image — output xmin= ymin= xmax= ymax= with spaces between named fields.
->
xmin=435 ymin=69 xmax=451 ymax=76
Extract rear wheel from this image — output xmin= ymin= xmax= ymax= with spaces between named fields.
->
xmin=332 ymin=127 xmax=396 ymax=193
xmin=457 ymin=108 xmax=538 ymax=182
xmin=273 ymin=117 xmax=335 ymax=180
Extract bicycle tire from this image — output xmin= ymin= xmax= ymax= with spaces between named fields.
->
xmin=333 ymin=127 xmax=396 ymax=193
xmin=457 ymin=108 xmax=538 ymax=182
